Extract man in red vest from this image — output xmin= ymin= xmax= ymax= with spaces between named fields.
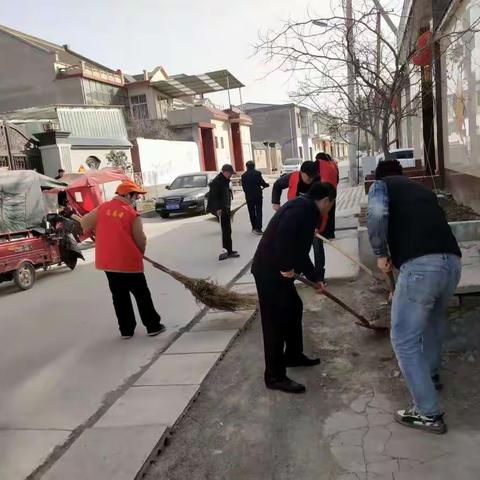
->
xmin=315 ymin=152 xmax=339 ymax=238
xmin=81 ymin=180 xmax=165 ymax=339
xmin=271 ymin=161 xmax=319 ymax=211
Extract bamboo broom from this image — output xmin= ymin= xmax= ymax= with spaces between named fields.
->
xmin=144 ymin=256 xmax=257 ymax=312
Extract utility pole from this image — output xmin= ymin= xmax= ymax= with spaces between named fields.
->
xmin=345 ymin=0 xmax=357 ymax=185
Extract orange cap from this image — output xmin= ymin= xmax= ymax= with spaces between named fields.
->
xmin=115 ymin=180 xmax=147 ymax=196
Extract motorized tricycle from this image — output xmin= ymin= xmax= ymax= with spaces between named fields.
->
xmin=0 ymin=170 xmax=84 ymax=291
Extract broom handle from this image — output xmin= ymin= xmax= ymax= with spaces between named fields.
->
xmin=144 ymin=255 xmax=174 ymax=276
xmin=316 ymin=233 xmax=374 ymax=277
xmin=293 ymin=273 xmax=372 ymax=328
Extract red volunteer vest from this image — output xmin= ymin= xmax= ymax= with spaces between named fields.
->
xmin=287 ymin=171 xmax=301 ymax=200
xmin=318 ymin=159 xmax=339 ymax=189
xmin=287 ymin=170 xmax=328 ymax=233
xmin=95 ymin=198 xmax=144 ymax=273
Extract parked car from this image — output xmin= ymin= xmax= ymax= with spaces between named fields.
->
xmin=155 ymin=172 xmax=233 ymax=219
xmin=280 ymin=158 xmax=303 ymax=175
xmin=375 ymin=148 xmax=416 ymax=168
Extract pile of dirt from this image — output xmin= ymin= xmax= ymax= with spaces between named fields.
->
xmin=438 ymin=193 xmax=480 ymax=222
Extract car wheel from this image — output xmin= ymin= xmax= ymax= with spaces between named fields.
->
xmin=160 ymin=212 xmax=170 ymax=219
xmin=13 ymin=262 xmax=36 ymax=290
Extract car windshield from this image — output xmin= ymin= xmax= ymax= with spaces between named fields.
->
xmin=170 ymin=175 xmax=207 ymax=189
xmin=392 ymin=150 xmax=414 ymax=159
xmin=283 ymin=158 xmax=302 ymax=166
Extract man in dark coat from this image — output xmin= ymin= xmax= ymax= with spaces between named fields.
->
xmin=252 ymin=182 xmax=336 ymax=393
xmin=241 ymin=160 xmax=270 ymax=235
xmin=208 ymin=164 xmax=240 ymax=261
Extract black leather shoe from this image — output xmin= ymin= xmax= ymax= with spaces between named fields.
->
xmin=265 ymin=377 xmax=306 ymax=394
xmin=286 ymin=354 xmax=321 ymax=367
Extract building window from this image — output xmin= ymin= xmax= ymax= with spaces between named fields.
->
xmin=220 ymin=137 xmax=225 ymax=149
xmin=83 ymin=79 xmax=128 ymax=107
xmin=299 ymin=146 xmax=303 ymax=158
xmin=130 ymin=94 xmax=149 ymax=120
xmin=86 ymin=156 xmax=101 ymax=170
xmin=215 ymin=136 xmax=219 ymax=149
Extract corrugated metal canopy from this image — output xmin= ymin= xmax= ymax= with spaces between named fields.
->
xmin=151 ymin=70 xmax=244 ymax=98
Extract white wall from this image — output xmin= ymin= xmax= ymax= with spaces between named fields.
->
xmin=240 ymin=124 xmax=253 ymax=163
xmin=136 ymin=138 xmax=200 ymax=186
xmin=69 ymin=147 xmax=132 ymax=173
xmin=212 ymin=119 xmax=232 ymax=166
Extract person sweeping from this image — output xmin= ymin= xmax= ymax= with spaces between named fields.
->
xmin=252 ymin=182 xmax=336 ymax=394
xmin=81 ymin=180 xmax=165 ymax=339
xmin=368 ymin=160 xmax=461 ymax=434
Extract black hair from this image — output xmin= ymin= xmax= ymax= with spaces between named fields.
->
xmin=315 ymin=152 xmax=332 ymax=161
xmin=375 ymin=160 xmax=403 ymax=180
xmin=300 ymin=160 xmax=318 ymax=178
xmin=307 ymin=181 xmax=337 ymax=201
xmin=245 ymin=161 xmax=255 ymax=169
xmin=58 ymin=168 xmax=65 ymax=172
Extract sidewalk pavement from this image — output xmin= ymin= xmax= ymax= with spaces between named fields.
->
xmin=142 ymin=271 xmax=480 ymax=480
xmin=37 ymin=213 xmax=362 ymax=480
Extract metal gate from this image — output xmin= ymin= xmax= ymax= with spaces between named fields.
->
xmin=0 ymin=120 xmax=43 ymax=172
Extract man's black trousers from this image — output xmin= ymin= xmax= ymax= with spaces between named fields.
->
xmin=105 ymin=272 xmax=161 ymax=336
xmin=246 ymin=197 xmax=263 ymax=231
xmin=312 ymin=236 xmax=326 ymax=282
xmin=220 ymin=209 xmax=233 ymax=253
xmin=253 ymin=271 xmax=304 ymax=382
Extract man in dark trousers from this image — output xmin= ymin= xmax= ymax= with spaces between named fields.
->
xmin=252 ymin=182 xmax=336 ymax=393
xmin=241 ymin=160 xmax=269 ymax=235
xmin=208 ymin=164 xmax=240 ymax=261
xmin=81 ymin=180 xmax=165 ymax=339
xmin=368 ymin=160 xmax=462 ymax=434
xmin=271 ymin=160 xmax=319 ymax=211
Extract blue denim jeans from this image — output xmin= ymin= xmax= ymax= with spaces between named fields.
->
xmin=391 ymin=254 xmax=461 ymax=416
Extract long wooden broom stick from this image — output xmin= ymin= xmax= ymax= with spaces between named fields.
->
xmin=316 ymin=233 xmax=374 ymax=276
xmin=293 ymin=273 xmax=388 ymax=332
xmin=316 ymin=233 xmax=395 ymax=294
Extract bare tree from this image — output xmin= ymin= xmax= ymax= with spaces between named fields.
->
xmin=255 ymin=0 xmax=480 ymax=160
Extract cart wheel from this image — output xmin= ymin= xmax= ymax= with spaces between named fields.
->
xmin=13 ymin=262 xmax=36 ymax=290
xmin=65 ymin=257 xmax=78 ymax=271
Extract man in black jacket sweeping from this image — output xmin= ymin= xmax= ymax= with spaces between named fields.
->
xmin=208 ymin=164 xmax=240 ymax=261
xmin=241 ymin=161 xmax=270 ymax=235
xmin=252 ymin=182 xmax=336 ymax=393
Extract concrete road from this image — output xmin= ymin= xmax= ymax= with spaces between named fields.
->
xmin=0 ymin=193 xmax=274 ymax=479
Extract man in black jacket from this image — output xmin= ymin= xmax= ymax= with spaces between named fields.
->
xmin=368 ymin=160 xmax=462 ymax=434
xmin=208 ymin=164 xmax=240 ymax=261
xmin=252 ymin=182 xmax=336 ymax=393
xmin=241 ymin=161 xmax=270 ymax=235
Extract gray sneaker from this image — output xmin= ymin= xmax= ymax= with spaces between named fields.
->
xmin=394 ymin=407 xmax=447 ymax=434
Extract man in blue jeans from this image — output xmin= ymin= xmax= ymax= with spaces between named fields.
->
xmin=367 ymin=160 xmax=462 ymax=434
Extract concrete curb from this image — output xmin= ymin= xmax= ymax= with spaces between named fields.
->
xmin=39 ymin=269 xmax=258 ymax=480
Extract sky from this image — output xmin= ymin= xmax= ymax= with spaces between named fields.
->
xmin=1 ymin=0 xmax=333 ymax=108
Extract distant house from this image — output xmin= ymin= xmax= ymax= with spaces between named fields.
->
xmin=242 ymin=102 xmax=348 ymax=163
xmin=0 ymin=24 xmax=253 ymax=175
xmin=3 ymin=105 xmax=132 ymax=178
